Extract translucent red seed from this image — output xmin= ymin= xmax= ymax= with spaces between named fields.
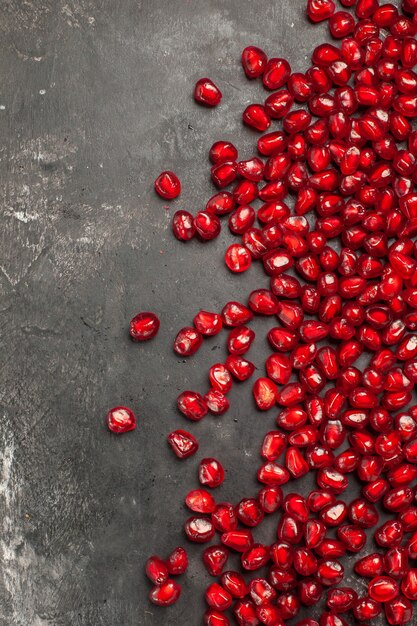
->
xmin=106 ymin=406 xmax=136 ymax=434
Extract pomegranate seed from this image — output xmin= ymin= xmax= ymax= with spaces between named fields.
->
xmin=185 ymin=489 xmax=216 ymax=514
xmin=221 ymin=571 xmax=248 ymax=598
xmin=203 ymin=546 xmax=229 ymax=576
xmin=149 ymin=579 xmax=181 ymax=606
xmin=195 ymin=211 xmax=221 ymax=240
xmin=241 ymin=543 xmax=270 ymax=571
xmin=106 ymin=406 xmax=136 ymax=434
xmin=166 ymin=546 xmax=188 ymax=575
xmin=221 ymin=530 xmax=253 ymax=553
xmin=263 ymin=58 xmax=291 ymax=90
xmin=242 ymin=46 xmax=267 ymax=79
xmin=253 ymin=378 xmax=277 ymax=411
xmin=154 ymin=171 xmax=181 ymax=199
xmin=221 ymin=301 xmax=253 ymax=327
xmin=209 ymin=141 xmax=238 ymax=164
xmin=167 ymin=429 xmax=199 ymax=459
xmin=194 ymin=78 xmax=222 ymax=107
xmin=307 ymin=0 xmax=336 ymax=23
xmin=199 ymin=458 xmax=225 ymax=488
xmin=174 ymin=326 xmax=203 ymax=356
xmin=172 ymin=210 xmax=196 ymax=241
xmin=145 ymin=555 xmax=169 ymax=585
xmin=194 ymin=311 xmax=223 ymax=336
xmin=384 ymin=596 xmax=413 ymax=625
xmin=233 ymin=599 xmax=259 ymax=626
xmin=177 ymin=391 xmax=208 ymax=421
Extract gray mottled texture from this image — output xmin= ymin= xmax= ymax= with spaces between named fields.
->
xmin=0 ymin=1 xmax=387 ymax=625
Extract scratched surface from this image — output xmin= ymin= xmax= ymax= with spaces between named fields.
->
xmin=0 ymin=1 xmax=387 ymax=625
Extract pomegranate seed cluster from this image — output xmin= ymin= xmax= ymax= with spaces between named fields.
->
xmin=138 ymin=0 xmax=417 ymax=624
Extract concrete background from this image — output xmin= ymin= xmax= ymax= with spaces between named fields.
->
xmin=0 ymin=1 xmax=386 ymax=625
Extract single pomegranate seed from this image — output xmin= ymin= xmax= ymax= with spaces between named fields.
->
xmin=129 ymin=311 xmax=160 ymax=341
xmin=233 ymin=599 xmax=259 ymax=626
xmin=199 ymin=457 xmax=225 ymax=489
xmin=194 ymin=78 xmax=222 ymax=107
xmin=209 ymin=141 xmax=238 ymax=164
xmin=166 ymin=546 xmax=188 ymax=575
xmin=243 ymin=105 xmax=271 ymax=132
xmin=225 ymin=244 xmax=252 ymax=273
xmin=316 ymin=560 xmax=344 ymax=586
xmin=173 ymin=326 xmax=203 ymax=356
xmin=194 ymin=211 xmax=221 ymax=240
xmin=242 ymin=46 xmax=267 ymax=79
xmin=203 ymin=546 xmax=229 ymax=577
xmin=184 ymin=516 xmax=215 ymax=543
xmin=167 ymin=429 xmax=199 ymax=459
xmin=177 ymin=391 xmax=208 ymax=421
xmin=204 ymin=389 xmax=230 ymax=415
xmin=221 ymin=530 xmax=254 ymax=553
xmin=194 ymin=311 xmax=223 ymax=336
xmin=154 ymin=170 xmax=181 ymax=199
xmin=106 ymin=406 xmax=136 ymax=434
xmin=149 ymin=579 xmax=181 ymax=606
xmin=253 ymin=378 xmax=277 ymax=411
xmin=263 ymin=58 xmax=291 ymax=90
xmin=221 ymin=301 xmax=253 ymax=327
xmin=241 ymin=543 xmax=270 ymax=571
xmin=237 ymin=498 xmax=264 ymax=527
xmin=172 ymin=210 xmax=196 ymax=241
xmin=384 ymin=596 xmax=413 ymax=625
xmin=186 ymin=489 xmax=216 ymax=514
xmin=145 ymin=555 xmax=169 ymax=585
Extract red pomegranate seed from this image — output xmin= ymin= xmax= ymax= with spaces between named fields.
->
xmin=184 ymin=516 xmax=215 ymax=543
xmin=194 ymin=311 xmax=223 ymax=336
xmin=233 ymin=599 xmax=259 ymax=626
xmin=199 ymin=458 xmax=225 ymax=488
xmin=241 ymin=46 xmax=268 ymax=79
xmin=129 ymin=311 xmax=160 ymax=341
xmin=384 ymin=596 xmax=413 ymax=625
xmin=149 ymin=579 xmax=181 ymax=606
xmin=194 ymin=211 xmax=221 ymax=240
xmin=241 ymin=543 xmax=270 ymax=571
xmin=209 ymin=141 xmax=238 ymax=164
xmin=185 ymin=489 xmax=216 ymax=514
xmin=307 ymin=0 xmax=336 ymax=23
xmin=243 ymin=105 xmax=271 ymax=132
xmin=221 ymin=530 xmax=254 ymax=553
xmin=173 ymin=326 xmax=203 ymax=356
xmin=145 ymin=555 xmax=169 ymax=585
xmin=204 ymin=389 xmax=230 ymax=415
xmin=106 ymin=406 xmax=136 ymax=434
xmin=263 ymin=58 xmax=291 ymax=90
xmin=166 ymin=546 xmax=188 ymax=575
xmin=154 ymin=170 xmax=181 ymax=199
xmin=167 ymin=429 xmax=199 ymax=459
xmin=172 ymin=210 xmax=196 ymax=241
xmin=225 ymin=244 xmax=252 ymax=273
xmin=177 ymin=391 xmax=208 ymax=421
xmin=194 ymin=78 xmax=222 ymax=107
xmin=237 ymin=498 xmax=264 ymax=527
xmin=203 ymin=546 xmax=229 ymax=577
xmin=368 ymin=576 xmax=400 ymax=603
xmin=221 ymin=571 xmax=248 ymax=598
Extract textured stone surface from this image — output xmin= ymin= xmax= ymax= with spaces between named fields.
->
xmin=0 ymin=1 xmax=384 ymax=625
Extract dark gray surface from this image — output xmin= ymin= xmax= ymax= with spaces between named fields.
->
xmin=0 ymin=2 xmax=385 ymax=625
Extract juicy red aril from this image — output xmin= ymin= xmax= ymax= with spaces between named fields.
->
xmin=174 ymin=326 xmax=203 ymax=356
xmin=177 ymin=391 xmax=208 ymax=421
xmin=172 ymin=210 xmax=196 ymax=241
xmin=149 ymin=579 xmax=181 ymax=606
xmin=242 ymin=46 xmax=267 ymax=78
xmin=194 ymin=78 xmax=222 ymax=107
xmin=203 ymin=546 xmax=229 ymax=576
xmin=186 ymin=489 xmax=216 ymax=514
xmin=225 ymin=244 xmax=252 ymax=273
xmin=194 ymin=311 xmax=223 ymax=336
xmin=145 ymin=555 xmax=169 ymax=585
xmin=106 ymin=406 xmax=136 ymax=434
xmin=204 ymin=610 xmax=230 ymax=626
xmin=166 ymin=546 xmax=188 ymax=575
xmin=195 ymin=211 xmax=221 ymax=240
xmin=154 ymin=171 xmax=181 ymax=199
xmin=199 ymin=458 xmax=225 ymax=488
xmin=209 ymin=141 xmax=238 ymax=164
xmin=184 ymin=517 xmax=215 ymax=543
xmin=129 ymin=311 xmax=160 ymax=341
xmin=167 ymin=429 xmax=199 ymax=459
xmin=205 ymin=583 xmax=232 ymax=611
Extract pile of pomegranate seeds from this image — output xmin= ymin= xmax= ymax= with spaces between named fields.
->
xmin=113 ymin=0 xmax=417 ymax=623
